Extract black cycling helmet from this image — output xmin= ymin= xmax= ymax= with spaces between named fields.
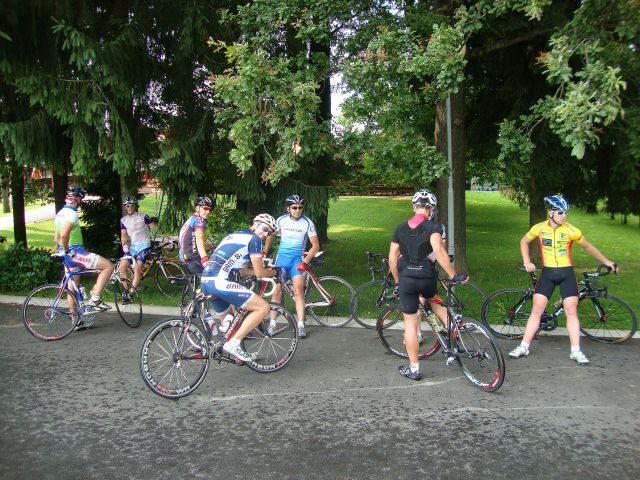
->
xmin=66 ymin=186 xmax=86 ymax=201
xmin=412 ymin=189 xmax=437 ymax=208
xmin=123 ymin=196 xmax=138 ymax=206
xmin=285 ymin=194 xmax=304 ymax=207
xmin=196 ymin=196 xmax=213 ymax=208
xmin=543 ymin=194 xmax=570 ymax=211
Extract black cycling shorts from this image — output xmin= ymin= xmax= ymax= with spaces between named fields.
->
xmin=534 ymin=266 xmax=578 ymax=299
xmin=398 ymin=275 xmax=438 ymax=314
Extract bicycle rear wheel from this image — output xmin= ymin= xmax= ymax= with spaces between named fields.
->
xmin=154 ymin=261 xmax=186 ymax=297
xmin=114 ymin=279 xmax=143 ymax=328
xmin=446 ymin=282 xmax=486 ymax=318
xmin=22 ymin=284 xmax=80 ymax=341
xmin=376 ymin=306 xmax=440 ymax=359
xmin=579 ymin=294 xmax=637 ymax=344
xmin=306 ymin=276 xmax=355 ymax=327
xmin=481 ymin=288 xmax=531 ymax=339
xmin=453 ymin=317 xmax=505 ymax=392
xmin=140 ymin=318 xmax=209 ymax=399
xmin=242 ymin=303 xmax=298 ymax=372
xmin=350 ymin=279 xmax=398 ymax=329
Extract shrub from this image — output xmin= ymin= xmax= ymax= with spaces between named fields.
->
xmin=0 ymin=243 xmax=60 ymax=292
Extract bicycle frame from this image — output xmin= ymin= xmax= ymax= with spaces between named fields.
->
xmin=256 ymin=265 xmax=335 ymax=310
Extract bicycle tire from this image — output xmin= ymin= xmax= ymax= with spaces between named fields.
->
xmin=241 ymin=303 xmax=299 ymax=373
xmin=579 ymin=294 xmax=638 ymax=344
xmin=376 ymin=306 xmax=440 ymax=359
xmin=22 ymin=284 xmax=81 ymax=341
xmin=481 ymin=288 xmax=531 ymax=339
xmin=154 ymin=261 xmax=186 ymax=297
xmin=453 ymin=317 xmax=506 ymax=392
xmin=140 ymin=317 xmax=209 ymax=399
xmin=350 ymin=279 xmax=398 ymax=329
xmin=306 ymin=276 xmax=355 ymax=327
xmin=114 ymin=279 xmax=143 ymax=328
xmin=445 ymin=281 xmax=486 ymax=318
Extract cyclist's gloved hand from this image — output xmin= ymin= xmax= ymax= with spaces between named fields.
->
xmin=200 ymin=256 xmax=210 ymax=266
xmin=296 ymin=261 xmax=308 ymax=272
xmin=261 ymin=251 xmax=267 ymax=257
xmin=393 ymin=284 xmax=400 ymax=298
xmin=65 ymin=249 xmax=77 ymax=259
xmin=451 ymin=272 xmax=469 ymax=283
xmin=122 ymin=244 xmax=130 ymax=254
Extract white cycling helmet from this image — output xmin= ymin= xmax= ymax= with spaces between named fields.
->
xmin=253 ymin=213 xmax=276 ymax=231
xmin=412 ymin=189 xmax=437 ymax=208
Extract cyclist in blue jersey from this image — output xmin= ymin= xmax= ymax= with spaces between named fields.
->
xmin=119 ymin=196 xmax=157 ymax=295
xmin=201 ymin=214 xmax=279 ymax=362
xmin=178 ymin=196 xmax=213 ymax=274
xmin=263 ymin=195 xmax=320 ymax=338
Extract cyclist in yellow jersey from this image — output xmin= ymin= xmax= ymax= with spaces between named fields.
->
xmin=509 ymin=194 xmax=618 ymax=365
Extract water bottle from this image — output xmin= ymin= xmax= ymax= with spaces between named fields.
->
xmin=426 ymin=312 xmax=444 ymax=332
xmin=204 ymin=311 xmax=218 ymax=335
xmin=79 ymin=285 xmax=87 ymax=300
xmin=219 ymin=313 xmax=233 ymax=333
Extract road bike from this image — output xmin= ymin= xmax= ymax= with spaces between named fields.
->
xmin=140 ymin=274 xmax=298 ymax=399
xmin=22 ymin=253 xmax=143 ymax=340
xmin=350 ymin=251 xmax=485 ymax=329
xmin=254 ymin=251 xmax=355 ymax=327
xmin=480 ymin=264 xmax=637 ymax=343
xmin=110 ymin=239 xmax=185 ymax=297
xmin=376 ymin=277 xmax=505 ymax=392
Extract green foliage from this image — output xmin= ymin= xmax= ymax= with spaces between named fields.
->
xmin=0 ymin=243 xmax=59 ymax=292
xmin=204 ymin=197 xmax=252 ymax=244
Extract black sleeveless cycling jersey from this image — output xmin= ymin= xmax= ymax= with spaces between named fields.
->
xmin=391 ymin=215 xmax=444 ymax=278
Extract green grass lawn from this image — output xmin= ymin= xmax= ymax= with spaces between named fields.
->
xmin=2 ymin=191 xmax=638 ymax=312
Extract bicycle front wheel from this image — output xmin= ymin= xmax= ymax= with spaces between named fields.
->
xmin=447 ymin=282 xmax=486 ymax=318
xmin=453 ymin=317 xmax=505 ymax=392
xmin=306 ymin=276 xmax=355 ymax=327
xmin=140 ymin=318 xmax=209 ymax=399
xmin=579 ymin=294 xmax=637 ymax=344
xmin=114 ymin=279 xmax=143 ymax=328
xmin=242 ymin=303 xmax=298 ymax=373
xmin=481 ymin=288 xmax=531 ymax=339
xmin=22 ymin=284 xmax=80 ymax=341
xmin=376 ymin=306 xmax=441 ymax=359
xmin=154 ymin=261 xmax=186 ymax=297
xmin=350 ymin=279 xmax=398 ymax=329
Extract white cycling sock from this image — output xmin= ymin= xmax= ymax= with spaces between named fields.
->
xmin=90 ymin=294 xmax=100 ymax=302
xmin=570 ymin=345 xmax=581 ymax=354
xmin=521 ymin=340 xmax=530 ymax=349
xmin=410 ymin=363 xmax=419 ymax=373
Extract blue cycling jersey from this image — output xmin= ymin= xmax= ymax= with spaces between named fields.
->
xmin=202 ymin=229 xmax=262 ymax=280
xmin=274 ymin=214 xmax=317 ymax=257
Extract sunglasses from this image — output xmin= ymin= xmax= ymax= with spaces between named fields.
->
xmin=555 ymin=211 xmax=567 ymax=216
xmin=200 ymin=206 xmax=212 ymax=212
xmin=290 ymin=206 xmax=303 ymax=211
xmin=125 ymin=204 xmax=136 ymax=207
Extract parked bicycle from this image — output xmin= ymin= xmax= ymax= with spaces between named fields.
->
xmin=140 ymin=274 xmax=298 ymax=399
xmin=350 ymin=252 xmax=485 ymax=329
xmin=377 ymin=277 xmax=505 ymax=392
xmin=481 ymin=264 xmax=637 ymax=343
xmin=254 ymin=251 xmax=355 ymax=327
xmin=22 ymin=253 xmax=143 ymax=340
xmin=110 ymin=239 xmax=185 ymax=297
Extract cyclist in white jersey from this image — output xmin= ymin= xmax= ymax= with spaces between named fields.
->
xmin=263 ymin=195 xmax=320 ymax=338
xmin=201 ymin=214 xmax=278 ymax=362
xmin=119 ymin=196 xmax=157 ymax=293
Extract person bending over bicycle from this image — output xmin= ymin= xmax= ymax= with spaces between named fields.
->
xmin=178 ymin=196 xmax=213 ymax=274
xmin=201 ymin=214 xmax=279 ymax=362
xmin=54 ymin=187 xmax=115 ymax=329
xmin=119 ymin=196 xmax=158 ymax=296
xmin=389 ymin=189 xmax=467 ymax=381
xmin=263 ymin=194 xmax=320 ymax=338
xmin=509 ymin=194 xmax=618 ymax=365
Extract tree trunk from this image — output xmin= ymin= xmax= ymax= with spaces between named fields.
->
xmin=1 ymin=176 xmax=10 ymax=213
xmin=10 ymin=161 xmax=27 ymax=245
xmin=53 ymin=170 xmax=67 ymax=212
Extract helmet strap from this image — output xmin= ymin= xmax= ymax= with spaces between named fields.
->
xmin=549 ymin=211 xmax=561 ymax=227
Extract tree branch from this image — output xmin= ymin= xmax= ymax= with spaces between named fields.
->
xmin=467 ymin=29 xmax=554 ymax=59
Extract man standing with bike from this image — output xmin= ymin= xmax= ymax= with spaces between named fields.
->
xmin=119 ymin=196 xmax=157 ymax=298
xmin=201 ymin=214 xmax=279 ymax=362
xmin=389 ymin=190 xmax=466 ymax=381
xmin=54 ymin=186 xmax=114 ymax=328
xmin=263 ymin=195 xmax=320 ymax=338
xmin=509 ymin=194 xmax=618 ymax=365
xmin=179 ymin=196 xmax=213 ymax=274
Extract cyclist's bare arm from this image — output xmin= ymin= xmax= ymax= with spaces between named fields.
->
xmin=263 ymin=234 xmax=274 ymax=255
xmin=120 ymin=228 xmax=129 ymax=250
xmin=250 ymin=255 xmax=276 ymax=278
xmin=388 ymin=242 xmax=401 ymax=284
xmin=302 ymin=235 xmax=320 ymax=265
xmin=195 ymin=228 xmax=208 ymax=259
xmin=579 ymin=238 xmax=618 ymax=272
xmin=430 ymin=233 xmax=456 ymax=279
xmin=519 ymin=234 xmax=535 ymax=272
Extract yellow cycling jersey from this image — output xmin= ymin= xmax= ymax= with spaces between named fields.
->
xmin=526 ymin=221 xmax=584 ymax=267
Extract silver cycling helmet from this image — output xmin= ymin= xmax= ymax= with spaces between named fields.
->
xmin=253 ymin=213 xmax=276 ymax=231
xmin=412 ymin=189 xmax=437 ymax=208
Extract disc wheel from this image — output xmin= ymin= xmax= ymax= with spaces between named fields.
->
xmin=114 ymin=278 xmax=143 ymax=328
xmin=140 ymin=318 xmax=209 ymax=399
xmin=22 ymin=284 xmax=80 ymax=341
xmin=376 ymin=306 xmax=441 ymax=359
xmin=306 ymin=276 xmax=355 ymax=327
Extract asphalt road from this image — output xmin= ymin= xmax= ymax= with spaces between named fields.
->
xmin=1 ymin=301 xmax=638 ymax=480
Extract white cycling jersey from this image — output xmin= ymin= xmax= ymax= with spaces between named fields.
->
xmin=274 ymin=214 xmax=317 ymax=257
xmin=120 ymin=213 xmax=153 ymax=247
